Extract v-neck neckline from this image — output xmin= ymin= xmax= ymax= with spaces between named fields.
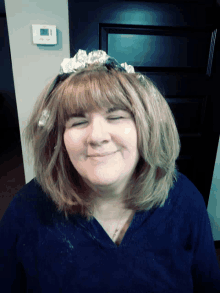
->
xmin=93 ymin=210 xmax=136 ymax=247
xmin=75 ymin=206 xmax=161 ymax=249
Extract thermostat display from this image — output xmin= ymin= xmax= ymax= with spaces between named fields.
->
xmin=32 ymin=24 xmax=57 ymax=45
xmin=40 ymin=29 xmax=49 ymax=36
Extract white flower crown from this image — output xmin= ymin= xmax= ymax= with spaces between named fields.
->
xmin=59 ymin=49 xmax=135 ymax=74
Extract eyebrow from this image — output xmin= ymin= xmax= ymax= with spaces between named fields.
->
xmin=68 ymin=106 xmax=128 ymax=119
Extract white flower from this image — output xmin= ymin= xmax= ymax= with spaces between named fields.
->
xmin=87 ymin=50 xmax=109 ymax=64
xmin=59 ymin=50 xmax=109 ymax=74
xmin=59 ymin=50 xmax=88 ymax=74
xmin=38 ymin=109 xmax=50 ymax=127
xmin=120 ymin=62 xmax=135 ymax=73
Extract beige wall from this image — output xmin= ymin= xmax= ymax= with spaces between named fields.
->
xmin=4 ymin=0 xmax=70 ymax=183
xmin=4 ymin=0 xmax=220 ymax=241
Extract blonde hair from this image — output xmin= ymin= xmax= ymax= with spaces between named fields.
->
xmin=22 ymin=56 xmax=181 ymax=222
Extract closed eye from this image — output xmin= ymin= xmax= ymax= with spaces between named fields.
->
xmin=71 ymin=117 xmax=124 ymax=127
xmin=108 ymin=117 xmax=123 ymax=120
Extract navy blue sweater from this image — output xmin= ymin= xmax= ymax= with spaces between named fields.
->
xmin=0 ymin=171 xmax=220 ymax=292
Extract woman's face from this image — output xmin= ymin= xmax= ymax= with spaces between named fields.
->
xmin=63 ymin=106 xmax=140 ymax=195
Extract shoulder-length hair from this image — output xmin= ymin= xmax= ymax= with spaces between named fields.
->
xmin=22 ymin=55 xmax=181 ymax=222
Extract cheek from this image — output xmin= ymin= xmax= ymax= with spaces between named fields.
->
xmin=124 ymin=127 xmax=131 ymax=135
xmin=64 ymin=131 xmax=83 ymax=152
xmin=123 ymin=126 xmax=138 ymax=145
xmin=64 ymin=133 xmax=85 ymax=164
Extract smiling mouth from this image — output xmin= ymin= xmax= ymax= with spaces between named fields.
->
xmin=88 ymin=151 xmax=117 ymax=157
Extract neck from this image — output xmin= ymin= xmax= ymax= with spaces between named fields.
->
xmin=92 ymin=199 xmax=132 ymax=222
xmin=79 ymin=177 xmax=133 ymax=221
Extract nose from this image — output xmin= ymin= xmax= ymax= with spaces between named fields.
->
xmin=87 ymin=117 xmax=111 ymax=146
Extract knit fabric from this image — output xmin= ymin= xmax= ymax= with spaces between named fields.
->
xmin=0 ymin=171 xmax=220 ymax=292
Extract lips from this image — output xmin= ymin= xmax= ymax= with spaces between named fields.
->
xmin=88 ymin=151 xmax=117 ymax=157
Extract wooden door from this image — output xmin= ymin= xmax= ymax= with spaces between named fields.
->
xmin=68 ymin=0 xmax=220 ymax=208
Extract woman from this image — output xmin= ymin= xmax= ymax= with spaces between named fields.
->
xmin=0 ymin=49 xmax=219 ymax=292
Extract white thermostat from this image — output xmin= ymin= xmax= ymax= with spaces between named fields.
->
xmin=32 ymin=24 xmax=57 ymax=45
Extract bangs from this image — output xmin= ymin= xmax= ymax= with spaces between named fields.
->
xmin=58 ymin=68 xmax=134 ymax=123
